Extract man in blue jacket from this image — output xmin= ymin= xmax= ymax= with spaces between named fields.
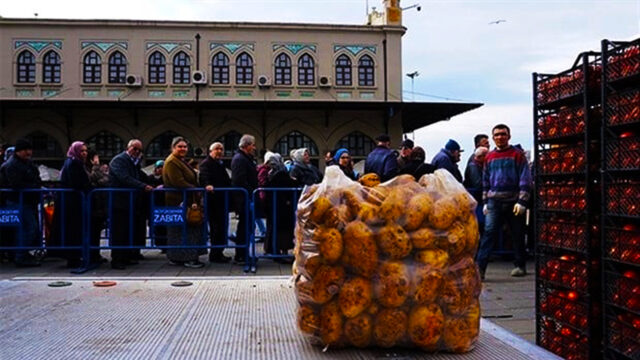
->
xmin=432 ymin=139 xmax=464 ymax=182
xmin=364 ymin=134 xmax=398 ymax=182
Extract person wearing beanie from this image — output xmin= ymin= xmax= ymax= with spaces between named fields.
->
xmin=397 ymin=138 xmax=414 ymax=170
xmin=334 ymin=148 xmax=357 ymax=181
xmin=431 ymin=138 xmax=464 ymax=182
xmin=0 ymin=138 xmax=42 ymax=267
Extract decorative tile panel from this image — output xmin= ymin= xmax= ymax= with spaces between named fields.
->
xmin=148 ymin=90 xmax=166 ymax=97
xmin=213 ymin=91 xmax=229 ymax=97
xmin=108 ymin=90 xmax=125 ymax=97
xmin=83 ymin=90 xmax=100 ymax=98
xmin=336 ymin=92 xmax=352 ymax=99
xmin=210 ymin=42 xmax=255 ymax=54
xmin=237 ymin=90 xmax=253 ymax=97
xmin=333 ymin=45 xmax=377 ymax=55
xmin=300 ymin=91 xmax=315 ymax=98
xmin=146 ymin=42 xmax=192 ymax=53
xmin=42 ymin=89 xmax=59 ymax=98
xmin=272 ymin=43 xmax=316 ymax=54
xmin=81 ymin=41 xmax=128 ymax=52
xmin=16 ymin=89 xmax=34 ymax=97
xmin=360 ymin=92 xmax=375 ymax=99
xmin=276 ymin=91 xmax=291 ymax=98
xmin=173 ymin=90 xmax=190 ymax=98
xmin=14 ymin=40 xmax=63 ymax=53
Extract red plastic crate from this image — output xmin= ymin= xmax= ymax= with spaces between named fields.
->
xmin=606 ymin=88 xmax=640 ymax=126
xmin=606 ymin=44 xmax=640 ymax=82
xmin=538 ymin=254 xmax=589 ymax=292
xmin=537 ymin=65 xmax=602 ymax=106
xmin=605 ymin=224 xmax=640 ymax=265
xmin=606 ymin=135 xmax=640 ymax=170
xmin=606 ymin=311 xmax=640 ymax=359
xmin=538 ymin=143 xmax=586 ymax=175
xmin=538 ymin=180 xmax=588 ymax=212
xmin=606 ymin=180 xmax=640 ymax=217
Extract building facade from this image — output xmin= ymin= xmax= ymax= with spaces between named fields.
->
xmin=0 ymin=1 xmax=480 ymax=168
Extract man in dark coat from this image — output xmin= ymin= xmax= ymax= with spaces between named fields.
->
xmin=108 ymin=139 xmax=153 ymax=269
xmin=0 ymin=139 xmax=42 ymax=267
xmin=432 ymin=139 xmax=464 ymax=182
xmin=200 ymin=142 xmax=232 ymax=263
xmin=364 ymin=134 xmax=398 ymax=182
xmin=231 ymin=134 xmax=258 ymax=264
xmin=397 ymin=138 xmax=414 ymax=170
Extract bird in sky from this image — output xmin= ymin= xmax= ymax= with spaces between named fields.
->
xmin=488 ymin=19 xmax=506 ymax=25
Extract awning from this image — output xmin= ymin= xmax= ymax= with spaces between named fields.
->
xmin=399 ymin=101 xmax=484 ymax=132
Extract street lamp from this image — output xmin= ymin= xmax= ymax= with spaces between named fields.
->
xmin=406 ymin=71 xmax=419 ymax=101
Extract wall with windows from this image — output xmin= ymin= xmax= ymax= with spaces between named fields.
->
xmin=0 ymin=19 xmax=404 ymax=102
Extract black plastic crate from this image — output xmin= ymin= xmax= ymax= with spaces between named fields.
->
xmin=536 ymin=63 xmax=602 ymax=107
xmin=604 ymin=223 xmax=640 ymax=266
xmin=606 ymin=135 xmax=640 ymax=171
xmin=604 ymin=308 xmax=640 ymax=360
xmin=605 ymin=267 xmax=640 ymax=315
xmin=538 ymin=253 xmax=590 ymax=292
xmin=604 ymin=39 xmax=640 ymax=83
xmin=606 ymin=88 xmax=640 ymax=127
xmin=539 ymin=317 xmax=590 ymax=360
xmin=605 ymin=179 xmax=640 ymax=217
xmin=538 ymin=143 xmax=586 ymax=175
xmin=537 ymin=180 xmax=588 ymax=212
xmin=537 ymin=213 xmax=596 ymax=254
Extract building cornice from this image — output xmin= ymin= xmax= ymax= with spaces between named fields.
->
xmin=0 ymin=18 xmax=406 ymax=34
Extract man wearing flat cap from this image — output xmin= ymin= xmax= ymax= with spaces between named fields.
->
xmin=397 ymin=138 xmax=414 ymax=170
xmin=364 ymin=134 xmax=398 ymax=182
xmin=431 ymin=139 xmax=464 ymax=182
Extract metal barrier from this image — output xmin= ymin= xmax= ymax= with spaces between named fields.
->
xmin=0 ymin=188 xmax=87 ymax=272
xmin=251 ymin=187 xmax=301 ymax=270
xmin=86 ymin=187 xmax=251 ymax=272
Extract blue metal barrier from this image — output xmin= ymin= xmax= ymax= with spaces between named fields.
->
xmin=0 ymin=188 xmax=87 ymax=272
xmin=86 ymin=187 xmax=251 ymax=272
xmin=251 ymin=187 xmax=301 ymax=270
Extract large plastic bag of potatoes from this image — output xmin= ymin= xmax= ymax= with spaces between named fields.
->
xmin=293 ymin=166 xmax=482 ymax=352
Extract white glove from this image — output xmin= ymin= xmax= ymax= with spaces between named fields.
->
xmin=482 ymin=204 xmax=488 ymax=215
xmin=513 ymin=203 xmax=526 ymax=216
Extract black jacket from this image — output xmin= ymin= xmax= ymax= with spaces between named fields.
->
xmin=108 ymin=151 xmax=149 ymax=209
xmin=60 ymin=158 xmax=90 ymax=192
xmin=399 ymin=160 xmax=436 ymax=181
xmin=0 ymin=155 xmax=42 ymax=204
xmin=231 ymin=150 xmax=258 ymax=209
xmin=290 ymin=163 xmax=323 ymax=186
xmin=199 ymin=155 xmax=231 ymax=188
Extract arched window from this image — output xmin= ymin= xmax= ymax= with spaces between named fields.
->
xmin=85 ymin=131 xmax=125 ymax=159
xmin=335 ymin=131 xmax=375 ymax=157
xmin=274 ymin=53 xmax=292 ymax=85
xmin=17 ymin=50 xmax=36 ymax=83
xmin=173 ymin=51 xmax=191 ymax=84
xmin=335 ymin=54 xmax=352 ymax=86
xmin=24 ymin=131 xmax=64 ymax=159
xmin=148 ymin=51 xmax=166 ymax=84
xmin=212 ymin=52 xmax=229 ymax=84
xmin=83 ymin=51 xmax=102 ymax=84
xmin=275 ymin=131 xmax=319 ymax=158
xmin=358 ymin=55 xmax=375 ymax=87
xmin=108 ymin=51 xmax=127 ymax=84
xmin=146 ymin=131 xmax=193 ymax=160
xmin=297 ymin=54 xmax=315 ymax=86
xmin=235 ymin=52 xmax=253 ymax=85
xmin=42 ymin=51 xmax=61 ymax=84
xmin=215 ymin=131 xmax=242 ymax=157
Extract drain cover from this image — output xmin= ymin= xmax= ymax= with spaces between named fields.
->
xmin=171 ymin=281 xmax=193 ymax=287
xmin=48 ymin=281 xmax=72 ymax=287
xmin=93 ymin=281 xmax=117 ymax=287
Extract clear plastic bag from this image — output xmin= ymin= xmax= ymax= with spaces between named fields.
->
xmin=293 ymin=167 xmax=482 ymax=352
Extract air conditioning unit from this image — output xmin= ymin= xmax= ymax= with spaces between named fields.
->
xmin=319 ymin=76 xmax=332 ymax=88
xmin=125 ymin=74 xmax=143 ymax=87
xmin=257 ymin=75 xmax=271 ymax=88
xmin=192 ymin=70 xmax=207 ymax=85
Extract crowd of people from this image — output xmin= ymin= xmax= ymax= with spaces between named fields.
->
xmin=0 ymin=124 xmax=532 ymax=279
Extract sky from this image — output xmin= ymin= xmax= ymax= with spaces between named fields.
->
xmin=2 ymin=0 xmax=639 ymax=162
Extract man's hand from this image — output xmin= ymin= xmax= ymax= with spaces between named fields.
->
xmin=144 ymin=185 xmax=153 ymax=192
xmin=513 ymin=203 xmax=526 ymax=216
xmin=483 ymin=204 xmax=488 ymax=216
xmin=205 ymin=185 xmax=214 ymax=192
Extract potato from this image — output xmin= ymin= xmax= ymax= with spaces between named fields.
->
xmin=302 ymin=254 xmax=323 ymax=278
xmin=374 ymin=261 xmax=410 ymax=308
xmin=298 ymin=304 xmax=320 ymax=335
xmin=344 ymin=313 xmax=373 ymax=348
xmin=359 ymin=173 xmax=381 ymax=187
xmin=379 ymin=189 xmax=405 ymax=223
xmin=443 ymin=315 xmax=477 ymax=353
xmin=312 ymin=265 xmax=346 ymax=304
xmin=404 ymin=193 xmax=434 ymax=231
xmin=295 ymin=275 xmax=315 ymax=304
xmin=463 ymin=213 xmax=480 ymax=255
xmin=441 ymin=275 xmax=472 ymax=316
xmin=316 ymin=227 xmax=343 ymax=263
xmin=343 ymin=221 xmax=379 ymax=278
xmin=408 ymin=304 xmax=444 ymax=348
xmin=309 ymin=196 xmax=332 ymax=224
xmin=373 ymin=308 xmax=407 ymax=348
xmin=411 ymin=265 xmax=443 ymax=304
xmin=410 ymin=228 xmax=438 ymax=249
xmin=320 ymin=300 xmax=343 ymax=346
xmin=428 ymin=197 xmax=459 ymax=230
xmin=339 ymin=276 xmax=373 ymax=318
xmin=358 ymin=202 xmax=382 ymax=225
xmin=414 ymin=249 xmax=449 ymax=270
xmin=441 ymin=222 xmax=466 ymax=258
xmin=377 ymin=224 xmax=412 ymax=260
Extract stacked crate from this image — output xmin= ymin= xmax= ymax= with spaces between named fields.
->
xmin=601 ymin=38 xmax=640 ymax=360
xmin=533 ymin=52 xmax=603 ymax=360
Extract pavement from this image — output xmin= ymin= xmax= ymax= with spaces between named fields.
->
xmin=0 ymin=249 xmax=536 ymax=345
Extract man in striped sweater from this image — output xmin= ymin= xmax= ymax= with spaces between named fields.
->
xmin=476 ymin=124 xmax=532 ymax=279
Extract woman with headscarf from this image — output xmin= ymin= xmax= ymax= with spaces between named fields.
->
xmin=289 ymin=148 xmax=323 ymax=186
xmin=333 ymin=148 xmax=358 ymax=181
xmin=163 ymin=137 xmax=206 ymax=268
xmin=399 ymin=146 xmax=436 ymax=181
xmin=262 ymin=151 xmax=297 ymax=259
xmin=51 ymin=141 xmax=92 ymax=268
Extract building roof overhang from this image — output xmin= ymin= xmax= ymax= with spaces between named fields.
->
xmin=0 ymin=99 xmax=482 ymax=132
